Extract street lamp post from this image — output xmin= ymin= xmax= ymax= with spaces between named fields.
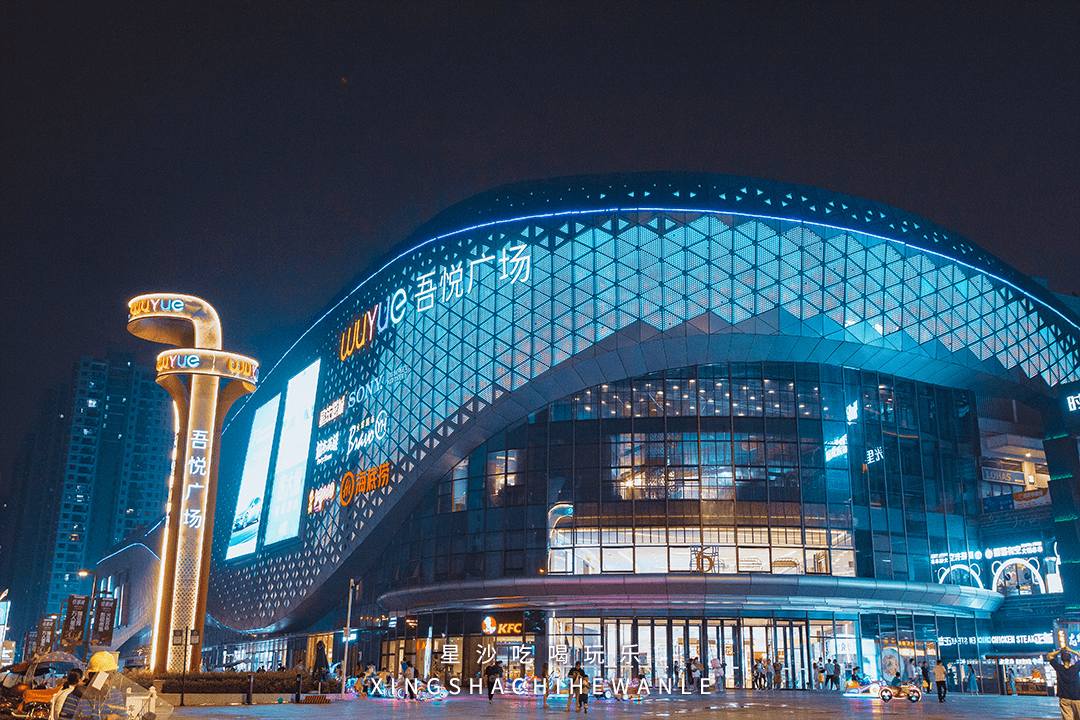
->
xmin=340 ymin=579 xmax=357 ymax=699
xmin=77 ymin=570 xmax=97 ymax=662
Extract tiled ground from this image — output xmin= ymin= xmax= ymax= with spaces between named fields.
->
xmin=171 ymin=688 xmax=1059 ymax=720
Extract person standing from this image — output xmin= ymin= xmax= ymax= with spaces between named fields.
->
xmin=66 ymin=652 xmax=125 ymax=720
xmin=1048 ymin=645 xmax=1080 ymax=719
xmin=965 ymin=663 xmax=978 ymax=695
xmin=933 ymin=660 xmax=947 ymax=703
xmin=565 ymin=661 xmax=585 ymax=712
xmin=577 ymin=667 xmax=591 ymax=714
xmin=50 ymin=669 xmax=82 ymax=720
xmin=540 ymin=662 xmax=550 ymax=708
xmin=1006 ymin=666 xmax=1016 ymax=696
xmin=920 ymin=662 xmax=931 ymax=692
xmin=405 ymin=661 xmax=417 ymax=700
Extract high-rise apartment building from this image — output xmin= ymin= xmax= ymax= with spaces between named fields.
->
xmin=0 ymin=353 xmax=173 ymax=639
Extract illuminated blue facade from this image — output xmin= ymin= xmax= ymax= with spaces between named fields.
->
xmin=206 ymin=173 xmax=1080 ymax=688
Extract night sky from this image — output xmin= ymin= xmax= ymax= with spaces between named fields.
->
xmin=2 ymin=1 xmax=1078 ymax=478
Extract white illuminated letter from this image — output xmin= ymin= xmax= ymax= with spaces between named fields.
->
xmin=390 ymin=288 xmax=408 ymax=323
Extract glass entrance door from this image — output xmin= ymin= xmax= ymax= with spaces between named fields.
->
xmin=740 ymin=618 xmax=808 ymax=689
xmin=742 ymin=619 xmax=772 ymax=688
xmin=773 ymin=620 xmax=808 ymax=689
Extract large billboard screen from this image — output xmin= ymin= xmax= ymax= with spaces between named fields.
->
xmin=225 ymin=394 xmax=280 ymax=559
xmin=264 ymin=359 xmax=321 ymax=545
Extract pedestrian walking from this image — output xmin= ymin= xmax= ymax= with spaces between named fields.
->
xmin=1048 ymin=645 xmax=1080 ymax=719
xmin=765 ymin=659 xmax=774 ymax=690
xmin=577 ymin=668 xmax=591 ymax=714
xmin=920 ymin=662 xmax=930 ymax=692
xmin=933 ymin=660 xmax=947 ymax=703
xmin=485 ymin=659 xmax=503 ymax=704
xmin=965 ymin=663 xmax=978 ymax=695
xmin=831 ymin=659 xmax=842 ymax=690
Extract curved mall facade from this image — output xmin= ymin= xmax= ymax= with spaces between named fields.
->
xmin=194 ymin=172 xmax=1079 ymax=689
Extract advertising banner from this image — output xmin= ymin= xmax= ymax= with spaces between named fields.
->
xmin=23 ymin=631 xmax=36 ymax=660
xmin=60 ymin=595 xmax=89 ymax=649
xmin=226 ymin=395 xmax=279 ymax=560
xmin=35 ymin=616 xmax=56 ymax=655
xmin=91 ymin=597 xmax=117 ymax=647
xmin=1014 ymin=487 xmax=1051 ymax=509
xmin=981 ymin=486 xmax=1052 ymax=513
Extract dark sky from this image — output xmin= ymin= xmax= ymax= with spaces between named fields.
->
xmin=2 ymin=1 xmax=1078 ymax=477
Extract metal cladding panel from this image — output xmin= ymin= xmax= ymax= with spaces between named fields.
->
xmin=704 ymin=573 xmax=753 ymax=599
xmin=377 ymin=575 xmax=1004 ymax=615
xmin=209 ymin=172 xmax=1077 ymax=631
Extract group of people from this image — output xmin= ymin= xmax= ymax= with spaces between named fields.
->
xmin=675 ymin=657 xmax=707 ymax=688
xmin=49 ymin=652 xmax=125 ymax=720
xmin=483 ymin=659 xmax=590 ymax=712
xmin=811 ymin=658 xmax=843 ymax=690
xmin=354 ymin=659 xmax=419 ymax=698
xmin=749 ymin=659 xmax=786 ymax=689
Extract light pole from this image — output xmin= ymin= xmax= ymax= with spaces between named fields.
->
xmin=340 ymin=579 xmax=357 ymax=699
xmin=77 ymin=569 xmax=97 ymax=662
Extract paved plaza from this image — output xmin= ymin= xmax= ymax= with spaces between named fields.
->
xmin=172 ymin=690 xmax=1060 ymax=720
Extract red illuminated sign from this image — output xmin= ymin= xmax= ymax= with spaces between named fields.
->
xmin=338 ymin=462 xmax=392 ymax=506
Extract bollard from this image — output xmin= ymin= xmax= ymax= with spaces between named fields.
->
xmin=247 ymin=674 xmax=254 ymax=705
xmin=295 ymin=673 xmax=303 ymax=704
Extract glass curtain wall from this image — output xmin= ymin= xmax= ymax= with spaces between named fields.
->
xmin=375 ymin=362 xmax=980 ymax=595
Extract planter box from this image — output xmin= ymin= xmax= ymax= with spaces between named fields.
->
xmin=159 ymin=693 xmax=299 ymax=706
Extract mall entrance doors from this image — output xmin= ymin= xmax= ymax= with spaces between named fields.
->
xmin=549 ymin=615 xmax=814 ymax=691
xmin=737 ymin=618 xmax=808 ymax=689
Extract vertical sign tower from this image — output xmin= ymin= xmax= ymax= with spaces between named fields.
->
xmin=127 ymin=294 xmax=258 ymax=672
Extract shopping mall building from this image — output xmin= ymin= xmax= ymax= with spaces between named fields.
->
xmin=101 ymin=172 xmax=1080 ymax=693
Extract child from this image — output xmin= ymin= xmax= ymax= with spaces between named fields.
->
xmin=578 ymin=669 xmax=591 ymax=714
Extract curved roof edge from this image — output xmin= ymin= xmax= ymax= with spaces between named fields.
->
xmin=378 ymin=574 xmax=1004 ymax=616
xmin=392 ymin=172 xmax=1079 ymax=332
